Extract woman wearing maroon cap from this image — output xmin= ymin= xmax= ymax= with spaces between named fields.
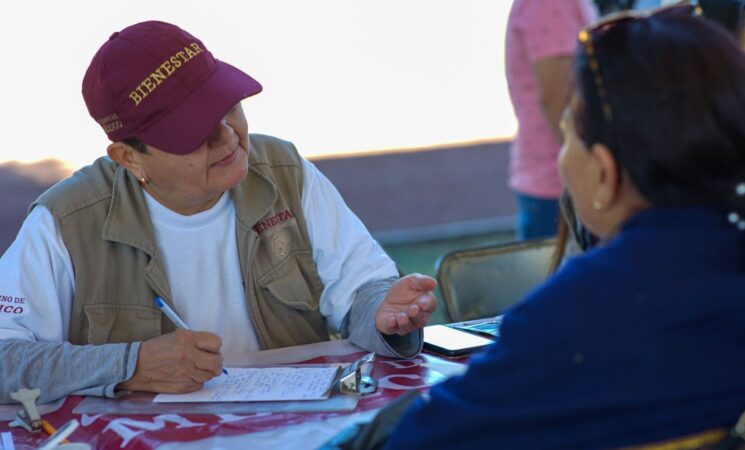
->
xmin=0 ymin=21 xmax=437 ymax=403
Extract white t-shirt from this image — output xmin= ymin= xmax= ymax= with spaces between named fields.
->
xmin=0 ymin=159 xmax=398 ymax=356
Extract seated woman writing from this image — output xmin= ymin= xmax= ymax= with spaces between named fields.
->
xmin=385 ymin=4 xmax=745 ymax=449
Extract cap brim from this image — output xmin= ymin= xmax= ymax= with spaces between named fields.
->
xmin=138 ymin=61 xmax=262 ymax=155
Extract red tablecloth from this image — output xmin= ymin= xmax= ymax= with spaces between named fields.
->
xmin=1 ymin=350 xmax=465 ymax=449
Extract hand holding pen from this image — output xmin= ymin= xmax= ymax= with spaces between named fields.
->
xmin=115 ymin=297 xmax=227 ymax=394
xmin=154 ymin=296 xmax=228 ymax=375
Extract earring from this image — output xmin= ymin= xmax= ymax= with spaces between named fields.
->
xmin=592 ymin=201 xmax=603 ymax=211
xmin=736 ymin=182 xmax=745 ymax=196
xmin=139 ymin=176 xmax=149 ymax=186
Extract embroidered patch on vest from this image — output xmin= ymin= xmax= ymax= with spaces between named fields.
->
xmin=271 ymin=232 xmax=291 ymax=258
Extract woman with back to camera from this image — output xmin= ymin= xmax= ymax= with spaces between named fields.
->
xmin=550 ymin=0 xmax=745 ymax=272
xmin=385 ymin=4 xmax=745 ymax=449
xmin=693 ymin=0 xmax=745 ymax=45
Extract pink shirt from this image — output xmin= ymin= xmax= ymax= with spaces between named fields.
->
xmin=505 ymin=0 xmax=597 ymax=198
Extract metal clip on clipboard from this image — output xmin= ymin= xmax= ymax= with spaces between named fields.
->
xmin=337 ymin=352 xmax=377 ymax=395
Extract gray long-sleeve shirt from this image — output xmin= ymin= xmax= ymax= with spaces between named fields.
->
xmin=0 ymin=277 xmax=421 ymax=404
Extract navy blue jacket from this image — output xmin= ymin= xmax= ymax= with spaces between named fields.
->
xmin=387 ymin=207 xmax=745 ymax=449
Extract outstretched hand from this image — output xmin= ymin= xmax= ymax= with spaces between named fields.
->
xmin=375 ymin=273 xmax=438 ymax=336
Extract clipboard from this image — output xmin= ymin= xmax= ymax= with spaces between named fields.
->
xmin=74 ymin=353 xmax=378 ymax=415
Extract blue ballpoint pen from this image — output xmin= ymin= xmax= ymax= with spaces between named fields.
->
xmin=154 ymin=296 xmax=229 ymax=375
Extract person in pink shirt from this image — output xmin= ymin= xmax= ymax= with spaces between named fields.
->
xmin=505 ymin=0 xmax=597 ymax=239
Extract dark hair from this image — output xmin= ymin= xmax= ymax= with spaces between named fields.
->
xmin=700 ymin=0 xmax=745 ymax=35
xmin=123 ymin=138 xmax=148 ymax=154
xmin=573 ymin=13 xmax=745 ymax=217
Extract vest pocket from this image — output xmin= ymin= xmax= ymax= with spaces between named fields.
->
xmin=257 ymin=250 xmax=323 ymax=311
xmin=84 ymin=304 xmax=162 ymax=345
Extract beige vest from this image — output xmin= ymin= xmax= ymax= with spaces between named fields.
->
xmin=33 ymin=134 xmax=330 ymax=349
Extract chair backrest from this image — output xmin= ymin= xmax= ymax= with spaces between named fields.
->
xmin=436 ymin=237 xmax=557 ymax=323
xmin=617 ymin=427 xmax=733 ymax=450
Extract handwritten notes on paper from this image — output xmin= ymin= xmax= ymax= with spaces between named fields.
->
xmin=153 ymin=366 xmax=340 ymax=403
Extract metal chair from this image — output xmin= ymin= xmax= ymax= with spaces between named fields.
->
xmin=435 ymin=237 xmax=557 ymax=323
xmin=618 ymin=425 xmax=743 ymax=450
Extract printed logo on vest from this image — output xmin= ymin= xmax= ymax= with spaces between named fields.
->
xmin=0 ymin=294 xmax=26 ymax=315
xmin=252 ymin=209 xmax=295 ymax=234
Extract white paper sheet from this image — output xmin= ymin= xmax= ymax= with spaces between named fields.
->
xmin=0 ymin=432 xmax=15 ymax=450
xmin=154 ymin=366 xmax=340 ymax=403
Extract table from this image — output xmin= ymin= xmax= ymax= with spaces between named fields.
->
xmin=0 ymin=340 xmax=467 ymax=449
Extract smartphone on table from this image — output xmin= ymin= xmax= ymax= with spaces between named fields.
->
xmin=423 ymin=324 xmax=495 ymax=357
xmin=450 ymin=316 xmax=503 ymax=339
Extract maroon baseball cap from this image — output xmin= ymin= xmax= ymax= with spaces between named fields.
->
xmin=82 ymin=20 xmax=262 ymax=155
